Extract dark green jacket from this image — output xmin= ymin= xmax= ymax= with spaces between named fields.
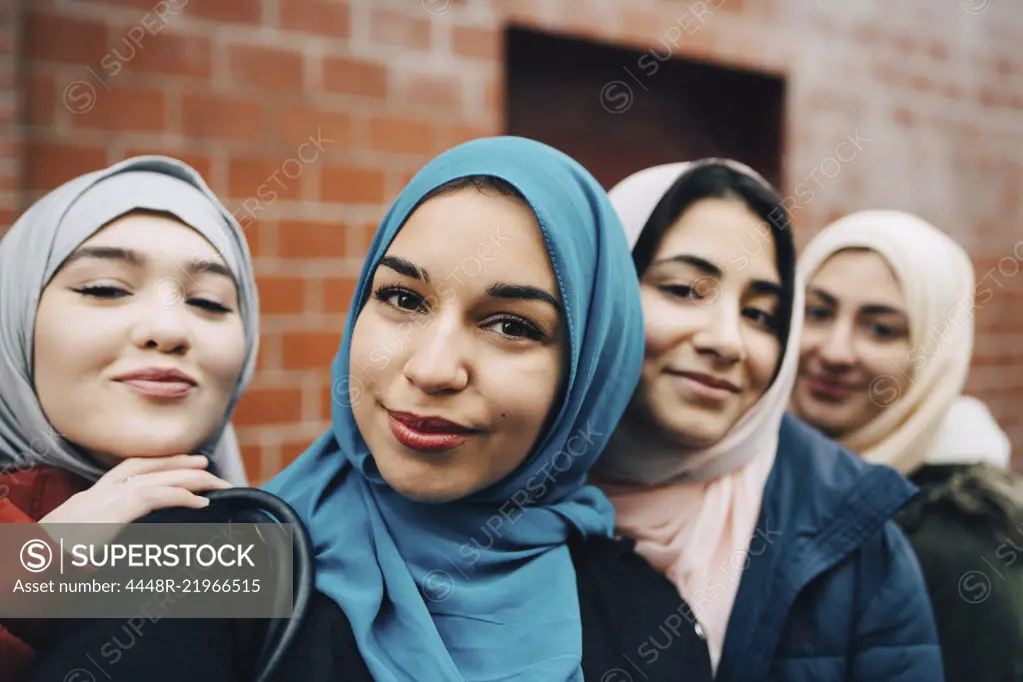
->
xmin=899 ymin=464 xmax=1023 ymax=682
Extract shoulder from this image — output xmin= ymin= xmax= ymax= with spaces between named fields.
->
xmin=0 ymin=466 xmax=90 ymax=521
xmin=769 ymin=415 xmax=917 ymax=532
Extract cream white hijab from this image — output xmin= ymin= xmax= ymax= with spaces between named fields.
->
xmin=594 ymin=160 xmax=805 ymax=672
xmin=796 ymin=210 xmax=990 ymax=475
xmin=0 ymin=156 xmax=258 ymax=484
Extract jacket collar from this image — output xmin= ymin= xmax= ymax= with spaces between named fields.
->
xmin=716 ymin=414 xmax=918 ymax=682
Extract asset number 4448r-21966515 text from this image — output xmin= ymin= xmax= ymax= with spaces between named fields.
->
xmin=124 ymin=579 xmax=262 ymax=593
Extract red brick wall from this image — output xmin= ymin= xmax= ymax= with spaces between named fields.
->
xmin=0 ymin=0 xmax=22 ymax=228
xmin=9 ymin=0 xmax=1023 ymax=479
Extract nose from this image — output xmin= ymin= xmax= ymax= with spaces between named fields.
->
xmin=691 ymin=299 xmax=744 ymax=365
xmin=816 ymin=319 xmax=856 ymax=369
xmin=128 ymin=280 xmax=193 ymax=354
xmin=401 ymin=312 xmax=470 ymax=395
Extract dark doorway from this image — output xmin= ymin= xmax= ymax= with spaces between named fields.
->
xmin=504 ymin=26 xmax=786 ymax=191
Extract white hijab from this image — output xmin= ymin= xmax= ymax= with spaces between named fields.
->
xmin=0 ymin=156 xmax=259 ymax=484
xmin=797 ymin=210 xmax=984 ymax=475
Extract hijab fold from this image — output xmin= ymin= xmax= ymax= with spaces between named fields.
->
xmin=264 ymin=137 xmax=644 ymax=681
xmin=595 ymin=160 xmax=804 ymax=672
xmin=0 ymin=156 xmax=259 ymax=484
xmin=796 ymin=210 xmax=979 ymax=475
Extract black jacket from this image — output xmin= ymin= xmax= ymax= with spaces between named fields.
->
xmin=28 ymin=509 xmax=712 ymax=682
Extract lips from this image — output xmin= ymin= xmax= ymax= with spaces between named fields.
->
xmin=666 ymin=370 xmax=740 ymax=404
xmin=387 ymin=410 xmax=477 ymax=454
xmin=114 ymin=367 xmax=198 ymax=399
xmin=803 ymin=374 xmax=860 ymax=402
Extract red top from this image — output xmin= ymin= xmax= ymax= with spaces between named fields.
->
xmin=0 ymin=466 xmax=90 ymax=681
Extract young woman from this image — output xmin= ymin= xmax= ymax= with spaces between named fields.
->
xmin=791 ymin=210 xmax=1023 ymax=682
xmin=590 ymin=160 xmax=943 ymax=681
xmin=0 ymin=156 xmax=258 ymax=679
xmin=25 ymin=138 xmax=705 ymax=682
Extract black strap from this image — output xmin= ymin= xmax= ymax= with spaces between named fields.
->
xmin=203 ymin=489 xmax=315 ymax=682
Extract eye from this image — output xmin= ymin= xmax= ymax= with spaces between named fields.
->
xmin=374 ymin=285 xmax=427 ymax=313
xmin=72 ymin=285 xmax=130 ymax=299
xmin=870 ymin=323 xmax=902 ymax=340
xmin=805 ymin=304 xmax=832 ymax=322
xmin=659 ymin=284 xmax=696 ymax=300
xmin=187 ymin=298 xmax=233 ymax=314
xmin=743 ymin=307 xmax=778 ymax=332
xmin=483 ymin=315 xmax=545 ymax=342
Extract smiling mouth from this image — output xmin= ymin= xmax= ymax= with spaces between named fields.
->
xmin=665 ymin=369 xmax=740 ymax=404
xmin=803 ymin=374 xmax=860 ymax=402
xmin=386 ymin=410 xmax=478 ymax=454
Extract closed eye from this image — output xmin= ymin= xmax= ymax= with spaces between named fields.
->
xmin=188 ymin=298 xmax=233 ymax=314
xmin=73 ymin=284 xmax=129 ymax=299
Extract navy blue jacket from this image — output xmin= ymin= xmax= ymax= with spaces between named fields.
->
xmin=717 ymin=414 xmax=944 ymax=681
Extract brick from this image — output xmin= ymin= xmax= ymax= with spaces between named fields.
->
xmin=240 ymin=442 xmax=262 ymax=480
xmin=278 ymin=219 xmax=347 ymax=259
xmin=281 ymin=330 xmax=342 ymax=369
xmin=228 ymin=157 xmax=305 ymax=202
xmin=122 ymin=149 xmax=213 ymax=182
xmin=324 ymin=277 xmax=359 ymax=314
xmin=281 ymin=440 xmax=311 ymax=466
xmin=441 ymin=124 xmax=496 ymax=149
xmin=185 ymin=0 xmax=262 ymax=25
xmin=319 ymin=165 xmax=387 ymax=204
xmin=24 ymin=10 xmax=108 ymax=64
xmin=396 ymin=71 xmax=461 ymax=112
xmin=70 ymin=85 xmax=166 ymax=132
xmin=276 ymin=103 xmax=351 ymax=148
xmin=452 ymin=26 xmax=501 ymax=60
xmin=183 ymin=92 xmax=265 ymax=141
xmin=228 ymin=44 xmax=304 ymax=91
xmin=231 ymin=386 xmax=303 ymax=426
xmin=322 ymin=57 xmax=388 ymax=98
xmin=25 ymin=70 xmax=57 ymax=127
xmin=370 ymin=10 xmax=430 ymax=50
xmin=25 ymin=141 xmax=108 ymax=191
xmin=89 ymin=0 xmax=169 ymax=7
xmin=113 ymin=30 xmax=212 ymax=79
xmin=366 ymin=115 xmax=437 ymax=155
xmin=255 ymin=275 xmax=307 ymax=314
xmin=280 ymin=0 xmax=351 ymax=38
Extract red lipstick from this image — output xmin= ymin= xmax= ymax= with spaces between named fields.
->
xmin=387 ymin=411 xmax=475 ymax=454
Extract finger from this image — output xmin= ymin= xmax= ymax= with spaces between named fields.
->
xmin=122 ymin=469 xmax=233 ymax=493
xmin=127 ymin=487 xmax=211 ymax=520
xmin=95 ymin=455 xmax=209 ymax=488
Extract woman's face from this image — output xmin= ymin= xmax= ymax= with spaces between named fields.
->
xmin=631 ymin=197 xmax=784 ymax=449
xmin=792 ymin=249 xmax=913 ymax=438
xmin=33 ymin=211 xmax=246 ymax=464
xmin=349 ymin=187 xmax=566 ymax=503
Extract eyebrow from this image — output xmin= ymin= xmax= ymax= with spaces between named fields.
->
xmin=652 ymin=254 xmax=722 ymax=277
xmin=378 ymin=256 xmax=430 ymax=283
xmin=809 ymin=287 xmax=906 ymax=317
xmin=64 ymin=246 xmax=233 ymax=279
xmin=656 ymin=253 xmax=783 ymax=296
xmin=486 ymin=282 xmax=562 ymax=314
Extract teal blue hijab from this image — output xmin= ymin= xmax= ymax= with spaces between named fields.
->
xmin=265 ymin=137 xmax=644 ymax=681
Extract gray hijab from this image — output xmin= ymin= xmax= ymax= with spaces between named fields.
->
xmin=0 ymin=156 xmax=259 ymax=484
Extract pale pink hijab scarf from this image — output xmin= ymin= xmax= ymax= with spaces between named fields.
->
xmin=593 ymin=160 xmax=805 ymax=672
